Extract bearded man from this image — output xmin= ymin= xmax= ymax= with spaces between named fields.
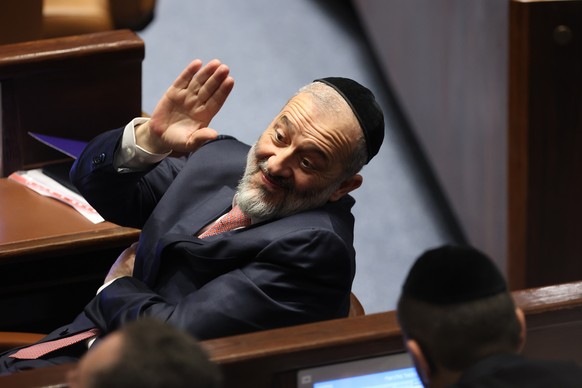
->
xmin=0 ymin=59 xmax=384 ymax=372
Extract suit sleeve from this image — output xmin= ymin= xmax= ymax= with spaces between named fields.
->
xmin=70 ymin=127 xmax=187 ymax=228
xmin=83 ymin=229 xmax=353 ymax=340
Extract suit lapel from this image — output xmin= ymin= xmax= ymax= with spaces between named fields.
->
xmin=138 ymin=186 xmax=236 ymax=286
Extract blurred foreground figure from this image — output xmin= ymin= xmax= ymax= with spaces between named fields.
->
xmin=397 ymin=245 xmax=582 ymax=387
xmin=67 ymin=318 xmax=222 ymax=388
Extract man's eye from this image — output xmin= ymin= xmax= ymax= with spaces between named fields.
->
xmin=275 ymin=131 xmax=285 ymax=142
xmin=301 ymin=159 xmax=313 ymax=169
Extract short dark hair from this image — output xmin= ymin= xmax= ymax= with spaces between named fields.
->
xmin=398 ymin=290 xmax=522 ymax=372
xmin=91 ymin=319 xmax=222 ymax=388
xmin=397 ymin=245 xmax=523 ymax=373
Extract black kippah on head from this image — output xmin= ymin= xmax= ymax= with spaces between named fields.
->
xmin=402 ymin=245 xmax=507 ymax=305
xmin=314 ymin=77 xmax=385 ymax=163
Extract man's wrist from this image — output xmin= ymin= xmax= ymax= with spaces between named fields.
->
xmin=135 ymin=121 xmax=172 ymax=154
xmin=115 ymin=118 xmax=172 ymax=172
xmin=97 ymin=277 xmax=123 ymax=294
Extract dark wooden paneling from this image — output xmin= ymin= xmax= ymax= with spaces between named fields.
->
xmin=353 ymin=0 xmax=582 ymax=289
xmin=0 ymin=29 xmax=144 ymax=176
xmin=0 ymin=31 xmax=144 ymax=330
xmin=0 ymin=179 xmax=140 ymax=332
xmin=514 ymin=281 xmax=582 ymax=364
xmin=508 ymin=0 xmax=582 ymax=289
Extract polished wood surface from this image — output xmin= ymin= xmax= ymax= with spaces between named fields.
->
xmin=0 ymin=363 xmax=74 ymax=388
xmin=0 ymin=29 xmax=144 ymax=176
xmin=514 ymin=280 xmax=582 ymax=364
xmin=0 ymin=179 xmax=140 ymax=332
xmin=205 ymin=311 xmax=404 ymax=387
xmin=0 ymin=331 xmax=45 ymax=352
xmin=0 ymin=179 xmax=138 ymax=259
xmin=508 ymin=0 xmax=582 ymax=289
xmin=353 ymin=0 xmax=582 ymax=289
xmin=1 ymin=280 xmax=579 ymax=388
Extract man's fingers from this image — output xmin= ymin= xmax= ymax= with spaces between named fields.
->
xmin=187 ymin=59 xmax=223 ymax=93
xmin=172 ymin=59 xmax=203 ymax=89
xmin=205 ymin=75 xmax=235 ymax=113
xmin=198 ymin=65 xmax=230 ymax=103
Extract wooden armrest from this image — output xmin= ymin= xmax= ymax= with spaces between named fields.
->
xmin=0 ymin=332 xmax=45 ymax=352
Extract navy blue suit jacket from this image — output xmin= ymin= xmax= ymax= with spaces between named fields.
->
xmin=74 ymin=128 xmax=356 ymax=338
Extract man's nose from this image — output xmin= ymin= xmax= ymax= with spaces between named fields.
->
xmin=267 ymin=149 xmax=293 ymax=178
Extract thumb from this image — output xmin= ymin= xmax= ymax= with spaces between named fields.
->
xmin=185 ymin=127 xmax=219 ymax=150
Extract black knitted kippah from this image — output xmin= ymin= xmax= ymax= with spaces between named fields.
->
xmin=314 ymin=77 xmax=384 ymax=163
xmin=402 ymin=245 xmax=507 ymax=304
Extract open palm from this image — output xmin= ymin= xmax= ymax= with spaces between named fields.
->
xmin=144 ymin=59 xmax=234 ymax=153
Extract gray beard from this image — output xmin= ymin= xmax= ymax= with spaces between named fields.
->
xmin=235 ymin=144 xmax=341 ymax=221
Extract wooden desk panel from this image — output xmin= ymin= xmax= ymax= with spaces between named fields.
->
xmin=0 ymin=281 xmax=580 ymax=387
xmin=0 ymin=29 xmax=143 ymax=176
xmin=0 ymin=179 xmax=132 ymax=254
xmin=0 ymin=179 xmax=140 ymax=332
xmin=514 ymin=281 xmax=582 ymax=364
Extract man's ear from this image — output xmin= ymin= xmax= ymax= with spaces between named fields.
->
xmin=329 ymin=174 xmax=363 ymax=202
xmin=406 ymin=339 xmax=431 ymax=386
xmin=515 ymin=307 xmax=527 ymax=352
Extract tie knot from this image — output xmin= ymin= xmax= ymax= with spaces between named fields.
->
xmin=198 ymin=206 xmax=251 ymax=238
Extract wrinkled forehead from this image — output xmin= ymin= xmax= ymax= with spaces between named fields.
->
xmin=291 ymin=88 xmax=361 ymax=134
xmin=280 ymin=92 xmax=361 ymax=144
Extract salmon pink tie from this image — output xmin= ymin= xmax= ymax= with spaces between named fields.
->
xmin=9 ymin=328 xmax=100 ymax=359
xmin=198 ymin=206 xmax=251 ymax=238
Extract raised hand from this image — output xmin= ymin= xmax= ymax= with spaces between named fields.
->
xmin=136 ymin=59 xmax=235 ymax=154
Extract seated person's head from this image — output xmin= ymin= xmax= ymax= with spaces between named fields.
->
xmin=67 ymin=318 xmax=222 ymax=388
xmin=397 ymin=245 xmax=526 ymax=387
xmin=236 ymin=77 xmax=384 ymax=221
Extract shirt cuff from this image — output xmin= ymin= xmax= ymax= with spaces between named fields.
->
xmin=89 ymin=277 xmax=124 ymax=348
xmin=114 ymin=117 xmax=172 ymax=172
xmin=97 ymin=277 xmax=122 ymax=295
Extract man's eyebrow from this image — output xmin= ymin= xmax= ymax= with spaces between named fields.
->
xmin=279 ymin=115 xmax=296 ymax=134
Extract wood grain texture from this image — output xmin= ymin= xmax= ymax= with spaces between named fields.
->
xmin=1 ymin=280 xmax=580 ymax=387
xmin=0 ymin=29 xmax=144 ymax=176
xmin=0 ymin=179 xmax=140 ymax=332
xmin=508 ymin=0 xmax=582 ymax=289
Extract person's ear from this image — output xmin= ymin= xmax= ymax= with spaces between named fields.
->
xmin=329 ymin=174 xmax=363 ymax=202
xmin=406 ymin=339 xmax=431 ymax=386
xmin=515 ymin=307 xmax=527 ymax=352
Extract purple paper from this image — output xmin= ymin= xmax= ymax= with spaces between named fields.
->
xmin=28 ymin=132 xmax=88 ymax=159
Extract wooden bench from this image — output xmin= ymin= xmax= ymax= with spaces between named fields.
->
xmin=1 ymin=280 xmax=580 ymax=388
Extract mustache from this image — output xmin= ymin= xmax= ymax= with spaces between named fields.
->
xmin=257 ymin=159 xmax=294 ymax=191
